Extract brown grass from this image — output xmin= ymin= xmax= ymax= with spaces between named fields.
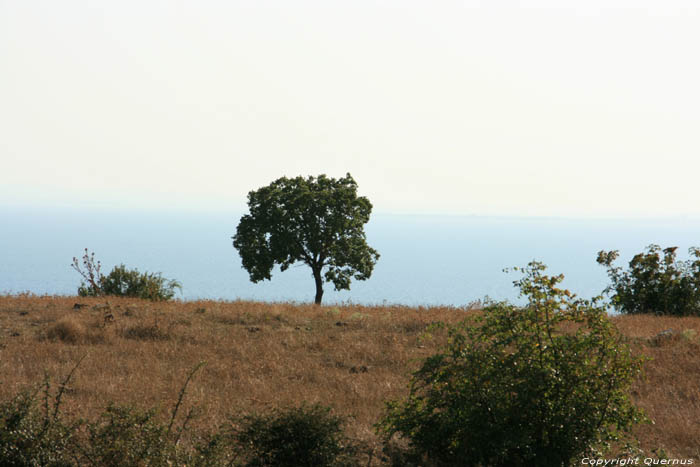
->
xmin=1 ymin=295 xmax=699 ymax=462
xmin=46 ymin=316 xmax=89 ymax=344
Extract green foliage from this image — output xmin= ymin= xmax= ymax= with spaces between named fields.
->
xmin=80 ymin=405 xmax=174 ymax=466
xmin=100 ymin=265 xmax=181 ymax=301
xmin=75 ymin=361 xmax=235 ymax=467
xmin=0 ymin=389 xmax=76 ymax=466
xmin=233 ymin=173 xmax=379 ymax=305
xmin=233 ymin=404 xmax=357 ymax=467
xmin=0 ymin=359 xmax=84 ymax=466
xmin=0 ymin=361 xmax=236 ymax=467
xmin=597 ymin=244 xmax=700 ymax=316
xmin=72 ymin=249 xmax=181 ymax=301
xmin=77 ymin=404 xmax=235 ymax=467
xmin=378 ymin=262 xmax=645 ymax=467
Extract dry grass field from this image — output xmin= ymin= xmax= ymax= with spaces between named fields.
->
xmin=1 ymin=294 xmax=699 ymax=463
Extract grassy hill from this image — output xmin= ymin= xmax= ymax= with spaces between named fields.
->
xmin=1 ymin=295 xmax=699 ymax=463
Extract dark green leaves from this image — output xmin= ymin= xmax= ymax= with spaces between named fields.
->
xmin=232 ymin=404 xmax=357 ymax=467
xmin=72 ymin=249 xmax=181 ymax=301
xmin=233 ymin=173 xmax=379 ymax=304
xmin=598 ymin=244 xmax=700 ymax=316
xmin=378 ymin=262 xmax=645 ymax=466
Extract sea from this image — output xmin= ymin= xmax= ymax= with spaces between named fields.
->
xmin=2 ymin=206 xmax=700 ymax=308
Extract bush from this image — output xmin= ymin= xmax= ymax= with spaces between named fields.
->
xmin=233 ymin=403 xmax=357 ymax=467
xmin=80 ymin=405 xmax=172 ymax=466
xmin=377 ymin=262 xmax=645 ymax=467
xmin=0 ymin=360 xmax=232 ymax=466
xmin=597 ymin=244 xmax=700 ymax=316
xmin=0 ymin=392 xmax=77 ymax=466
xmin=72 ymin=249 xmax=181 ymax=301
xmin=0 ymin=361 xmax=84 ymax=466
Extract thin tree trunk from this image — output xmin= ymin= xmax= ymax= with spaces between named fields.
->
xmin=313 ymin=267 xmax=324 ymax=305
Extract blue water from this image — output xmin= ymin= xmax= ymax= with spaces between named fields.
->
xmin=2 ymin=206 xmax=699 ymax=307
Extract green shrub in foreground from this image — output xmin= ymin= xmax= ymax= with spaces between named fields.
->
xmin=72 ymin=249 xmax=181 ymax=301
xmin=0 ymin=391 xmax=76 ymax=466
xmin=378 ymin=262 xmax=645 ymax=467
xmin=0 ymin=364 xmax=83 ymax=466
xmin=0 ymin=360 xmax=237 ymax=467
xmin=75 ymin=403 xmax=236 ymax=467
xmin=233 ymin=403 xmax=358 ymax=467
xmin=597 ymin=244 xmax=700 ymax=316
xmin=80 ymin=405 xmax=174 ymax=467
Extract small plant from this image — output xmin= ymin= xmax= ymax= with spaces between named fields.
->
xmin=378 ymin=262 xmax=645 ymax=467
xmin=233 ymin=403 xmax=357 ymax=467
xmin=71 ymin=248 xmax=103 ymax=297
xmin=597 ymin=244 xmax=700 ymax=316
xmin=72 ymin=249 xmax=181 ymax=301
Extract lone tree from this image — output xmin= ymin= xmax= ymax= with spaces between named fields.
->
xmin=233 ymin=173 xmax=379 ymax=305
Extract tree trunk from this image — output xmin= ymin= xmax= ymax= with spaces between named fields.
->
xmin=313 ymin=267 xmax=324 ymax=305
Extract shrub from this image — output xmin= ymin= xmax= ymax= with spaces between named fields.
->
xmin=0 ymin=360 xmax=84 ymax=466
xmin=72 ymin=249 xmax=181 ymax=301
xmin=0 ymin=361 xmax=237 ymax=466
xmin=0 ymin=392 xmax=77 ymax=466
xmin=377 ymin=262 xmax=645 ymax=467
xmin=80 ymin=405 xmax=174 ymax=467
xmin=597 ymin=244 xmax=700 ymax=316
xmin=233 ymin=403 xmax=357 ymax=467
xmin=58 ymin=361 xmax=216 ymax=466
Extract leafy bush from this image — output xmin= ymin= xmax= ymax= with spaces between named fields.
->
xmin=80 ymin=405 xmax=174 ymax=466
xmin=74 ymin=361 xmax=234 ymax=467
xmin=0 ymin=392 xmax=77 ymax=466
xmin=597 ymin=244 xmax=700 ymax=316
xmin=377 ymin=262 xmax=645 ymax=467
xmin=233 ymin=403 xmax=357 ymax=467
xmin=0 ymin=361 xmax=84 ymax=466
xmin=77 ymin=405 xmax=235 ymax=467
xmin=72 ymin=249 xmax=181 ymax=301
xmin=0 ymin=360 xmax=235 ymax=467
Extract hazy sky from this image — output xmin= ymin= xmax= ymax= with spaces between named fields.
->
xmin=2 ymin=1 xmax=699 ymax=217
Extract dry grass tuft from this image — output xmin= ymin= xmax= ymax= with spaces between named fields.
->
xmin=46 ymin=316 xmax=87 ymax=343
xmin=45 ymin=315 xmax=106 ymax=344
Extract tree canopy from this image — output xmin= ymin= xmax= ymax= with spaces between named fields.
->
xmin=232 ymin=173 xmax=379 ymax=304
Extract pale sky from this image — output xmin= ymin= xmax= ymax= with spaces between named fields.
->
xmin=2 ymin=1 xmax=699 ymax=217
